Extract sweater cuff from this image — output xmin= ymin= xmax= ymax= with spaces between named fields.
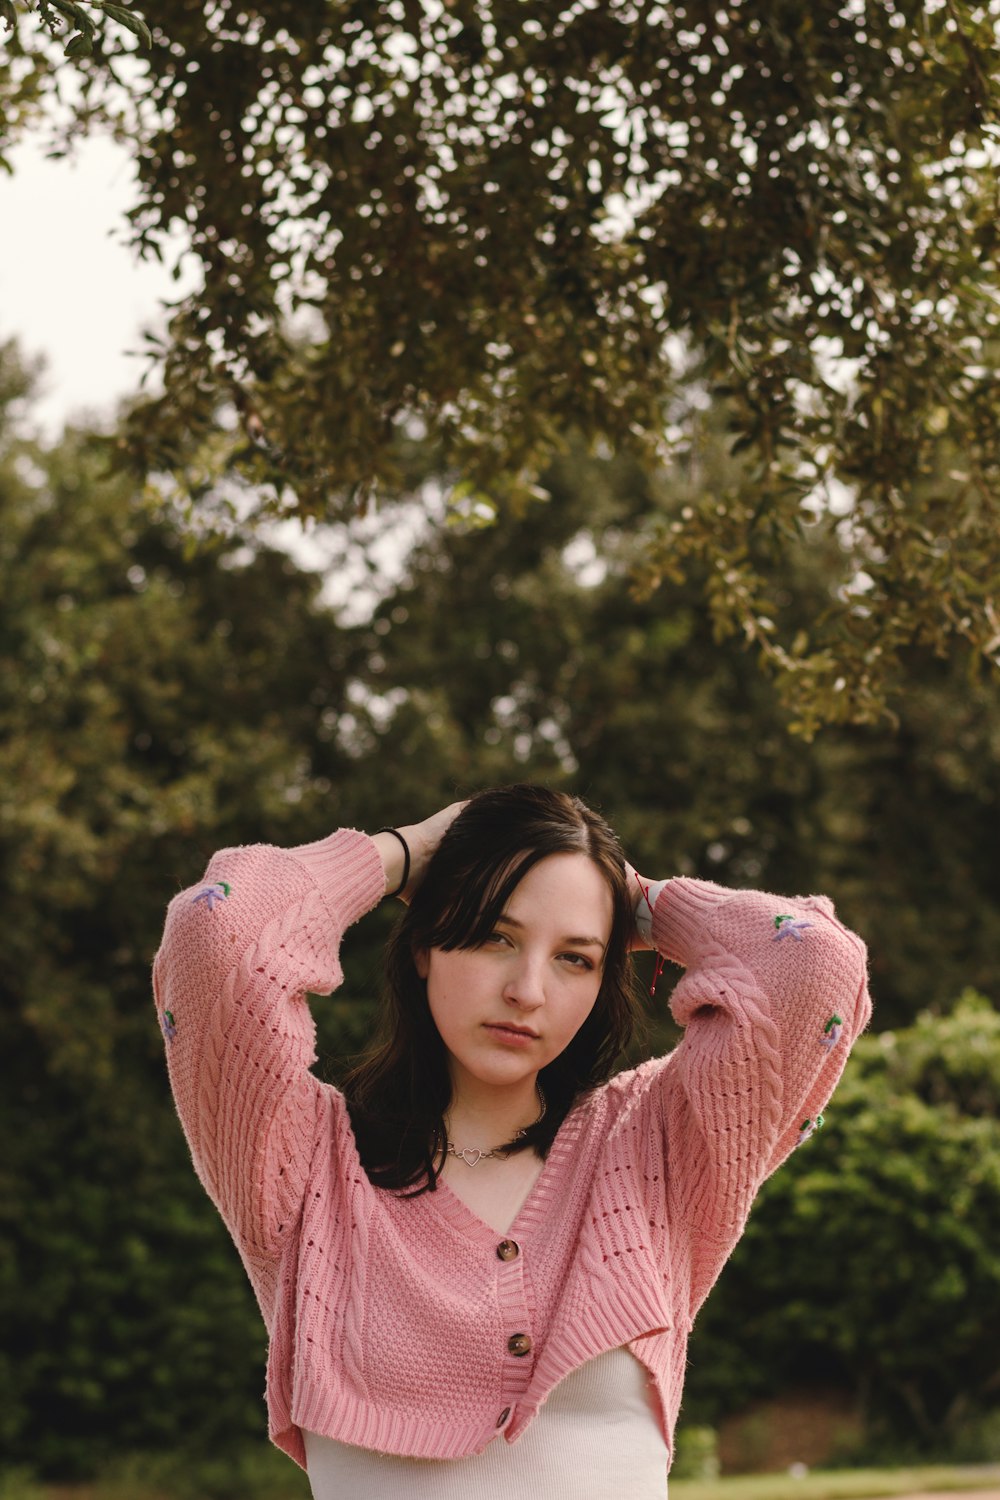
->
xmin=287 ymin=828 xmax=387 ymax=931
xmin=650 ymin=877 xmax=734 ymax=967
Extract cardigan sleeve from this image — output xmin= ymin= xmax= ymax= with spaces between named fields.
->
xmin=649 ymin=877 xmax=871 ymax=1319
xmin=151 ymin=828 xmax=385 ymax=1262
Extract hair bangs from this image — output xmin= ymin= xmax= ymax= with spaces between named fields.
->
xmin=422 ymin=847 xmax=547 ymax=954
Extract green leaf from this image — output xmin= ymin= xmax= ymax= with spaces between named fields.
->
xmin=101 ymin=1 xmax=152 ymax=47
xmin=64 ymin=28 xmax=93 ymax=56
xmin=49 ymin=0 xmax=95 ymax=34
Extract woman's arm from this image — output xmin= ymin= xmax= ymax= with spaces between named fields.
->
xmin=152 ymin=805 xmax=464 ymax=1265
xmin=628 ymin=868 xmax=870 ymax=1317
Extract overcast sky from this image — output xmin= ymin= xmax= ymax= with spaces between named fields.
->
xmin=1 ymin=134 xmax=192 ymax=437
xmin=0 ymin=132 xmax=425 ymax=611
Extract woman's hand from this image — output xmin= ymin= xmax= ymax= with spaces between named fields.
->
xmin=373 ymin=801 xmax=467 ymax=903
xmin=625 ymin=860 xmax=657 ymax=952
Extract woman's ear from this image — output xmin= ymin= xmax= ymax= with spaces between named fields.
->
xmin=413 ymin=946 xmax=430 ymax=980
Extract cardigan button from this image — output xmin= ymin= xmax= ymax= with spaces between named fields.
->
xmin=507 ymin=1332 xmax=532 ymax=1357
xmin=496 ymin=1407 xmax=511 ymax=1427
xmin=496 ymin=1238 xmax=520 ymax=1261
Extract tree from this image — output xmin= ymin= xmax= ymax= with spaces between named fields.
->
xmin=4 ymin=0 xmax=1000 ymax=728
xmin=0 ymin=340 xmax=400 ymax=1475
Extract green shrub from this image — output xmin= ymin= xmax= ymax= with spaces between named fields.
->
xmin=686 ymin=993 xmax=1000 ymax=1449
xmin=0 ymin=1470 xmax=45 ymax=1500
xmin=673 ymin=1426 xmax=721 ymax=1480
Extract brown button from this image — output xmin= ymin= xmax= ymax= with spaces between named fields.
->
xmin=496 ymin=1407 xmax=511 ymax=1427
xmin=507 ymin=1332 xmax=532 ymax=1357
xmin=496 ymin=1238 xmax=520 ymax=1261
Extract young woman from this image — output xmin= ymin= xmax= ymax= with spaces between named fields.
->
xmin=153 ymin=785 xmax=870 ymax=1498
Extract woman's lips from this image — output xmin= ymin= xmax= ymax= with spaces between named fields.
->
xmin=484 ymin=1024 xmax=537 ymax=1046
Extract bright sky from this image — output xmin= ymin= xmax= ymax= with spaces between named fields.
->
xmin=0 ymin=131 xmax=425 ymax=611
xmin=0 ymin=133 xmax=192 ymax=438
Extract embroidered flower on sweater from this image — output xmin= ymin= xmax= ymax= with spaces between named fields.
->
xmin=797 ymin=1114 xmax=824 ymax=1145
xmin=192 ymin=881 xmax=231 ymax=911
xmin=821 ymin=1014 xmax=844 ymax=1050
xmin=773 ymin=913 xmax=813 ymax=942
xmin=162 ymin=1009 xmax=177 ymax=1042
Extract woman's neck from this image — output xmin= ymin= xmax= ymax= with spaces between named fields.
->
xmin=444 ymin=1077 xmax=543 ymax=1152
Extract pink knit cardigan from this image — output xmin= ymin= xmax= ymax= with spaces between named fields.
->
xmin=152 ymin=828 xmax=870 ymax=1471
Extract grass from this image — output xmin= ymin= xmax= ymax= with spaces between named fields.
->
xmin=671 ymin=1464 xmax=1000 ymax=1500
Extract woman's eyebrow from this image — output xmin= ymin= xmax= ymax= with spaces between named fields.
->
xmin=495 ymin=914 xmax=607 ymax=948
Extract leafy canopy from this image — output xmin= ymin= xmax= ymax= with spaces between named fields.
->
xmin=4 ymin=0 xmax=1000 ymax=727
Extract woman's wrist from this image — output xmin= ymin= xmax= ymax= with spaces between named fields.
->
xmin=371 ymin=801 xmax=467 ymax=903
xmin=372 ymin=829 xmax=410 ymax=899
xmin=626 ymin=865 xmax=665 ymax=951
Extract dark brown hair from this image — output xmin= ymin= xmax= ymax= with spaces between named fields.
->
xmin=339 ymin=785 xmax=647 ymax=1196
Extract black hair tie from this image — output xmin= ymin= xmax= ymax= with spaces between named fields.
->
xmin=375 ymin=828 xmax=411 ymax=898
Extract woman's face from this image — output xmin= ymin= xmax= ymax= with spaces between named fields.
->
xmin=415 ymin=852 xmax=614 ymax=1100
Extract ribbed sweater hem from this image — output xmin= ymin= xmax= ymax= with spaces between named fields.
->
xmin=289 ymin=1396 xmax=502 ymax=1463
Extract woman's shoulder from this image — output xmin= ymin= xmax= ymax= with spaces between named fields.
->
xmin=570 ymin=1053 xmax=677 ymax=1137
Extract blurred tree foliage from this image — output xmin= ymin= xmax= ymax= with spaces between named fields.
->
xmin=0 ymin=0 xmax=149 ymax=60
xmin=2 ymin=338 xmax=999 ymax=1476
xmin=340 ymin=420 xmax=1000 ymax=1025
xmin=0 ymin=342 xmax=398 ymax=1476
xmin=4 ymin=1 xmax=1000 ymax=726
xmin=684 ymin=991 xmax=1000 ymax=1449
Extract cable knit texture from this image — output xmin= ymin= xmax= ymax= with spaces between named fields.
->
xmin=153 ymin=829 xmax=871 ymax=1471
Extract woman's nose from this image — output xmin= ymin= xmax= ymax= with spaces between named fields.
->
xmin=502 ymin=955 xmax=546 ymax=1008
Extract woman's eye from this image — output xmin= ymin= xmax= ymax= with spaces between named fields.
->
xmin=485 ymin=931 xmax=511 ymax=947
xmin=561 ymin=952 xmax=595 ymax=970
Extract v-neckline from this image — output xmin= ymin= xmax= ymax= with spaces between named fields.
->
xmin=423 ymin=1100 xmax=586 ymax=1247
xmin=433 ymin=1151 xmax=546 ymax=1238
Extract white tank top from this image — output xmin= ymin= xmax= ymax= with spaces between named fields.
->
xmin=303 ymin=1345 xmax=669 ymax=1500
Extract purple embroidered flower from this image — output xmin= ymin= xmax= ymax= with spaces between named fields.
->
xmin=797 ymin=1113 xmax=825 ymax=1146
xmin=821 ymin=1014 xmax=844 ymax=1050
xmin=773 ymin=914 xmax=813 ymax=942
xmin=162 ymin=1009 xmax=177 ymax=1043
xmin=192 ymin=881 xmax=231 ymax=911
